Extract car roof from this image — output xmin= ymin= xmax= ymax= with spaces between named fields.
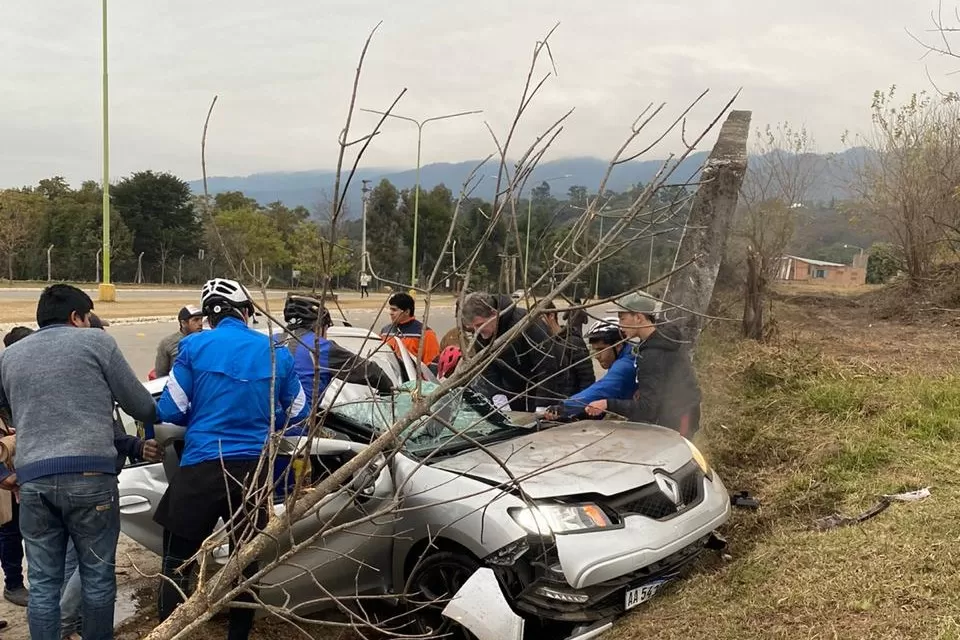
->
xmin=144 ymin=324 xmax=415 ymax=396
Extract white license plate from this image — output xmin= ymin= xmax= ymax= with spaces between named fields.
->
xmin=624 ymin=579 xmax=668 ymax=610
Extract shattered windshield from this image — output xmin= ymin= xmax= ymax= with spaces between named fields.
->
xmin=332 ymin=381 xmax=526 ymax=457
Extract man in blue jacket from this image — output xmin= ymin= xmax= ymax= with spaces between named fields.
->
xmin=544 ymin=317 xmax=636 ymax=420
xmin=278 ymin=293 xmax=393 ymax=413
xmin=153 ymin=278 xmax=308 ymax=640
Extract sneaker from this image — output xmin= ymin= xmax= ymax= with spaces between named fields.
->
xmin=3 ymin=586 xmax=28 ymax=607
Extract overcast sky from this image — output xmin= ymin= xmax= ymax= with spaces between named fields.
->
xmin=0 ymin=0 xmax=953 ymax=188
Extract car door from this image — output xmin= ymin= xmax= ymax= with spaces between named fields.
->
xmin=116 ymin=412 xmax=186 ymax=556
xmin=118 ymin=406 xmax=398 ymax=613
xmin=257 ymin=440 xmax=397 ymax=615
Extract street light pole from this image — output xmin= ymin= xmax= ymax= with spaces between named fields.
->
xmin=360 ymin=108 xmax=482 ymax=292
xmin=595 ymin=214 xmax=603 ymax=298
xmin=99 ymin=0 xmax=115 ymax=302
xmin=360 ymin=179 xmax=371 ymax=275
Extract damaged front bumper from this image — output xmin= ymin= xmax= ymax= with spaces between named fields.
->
xmin=442 ymin=568 xmax=615 ymax=640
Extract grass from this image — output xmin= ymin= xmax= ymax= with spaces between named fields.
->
xmin=612 ymin=308 xmax=960 ymax=640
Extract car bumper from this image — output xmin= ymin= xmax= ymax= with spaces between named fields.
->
xmin=514 ymin=534 xmax=709 ymax=623
xmin=555 ymin=471 xmax=730 ymax=589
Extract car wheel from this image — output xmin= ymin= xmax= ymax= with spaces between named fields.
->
xmin=405 ymin=551 xmax=480 ymax=640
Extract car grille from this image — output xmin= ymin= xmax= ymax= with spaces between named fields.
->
xmin=604 ymin=459 xmax=705 ymax=520
xmin=514 ymin=535 xmax=708 ymax=622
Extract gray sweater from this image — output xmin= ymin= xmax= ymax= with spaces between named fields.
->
xmin=0 ymin=325 xmax=156 ymax=483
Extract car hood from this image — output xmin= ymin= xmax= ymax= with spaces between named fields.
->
xmin=431 ymin=421 xmax=694 ymax=499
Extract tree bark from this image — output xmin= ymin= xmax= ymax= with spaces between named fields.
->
xmin=742 ymin=248 xmax=764 ymax=340
xmin=663 ymin=109 xmax=752 ymax=347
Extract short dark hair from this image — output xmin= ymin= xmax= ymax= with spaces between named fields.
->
xmin=36 ymin=284 xmax=94 ymax=328
xmin=388 ymin=292 xmax=415 ymax=316
xmin=3 ymin=326 xmax=34 ymax=348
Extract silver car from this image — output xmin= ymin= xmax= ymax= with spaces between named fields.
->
xmin=117 ymin=326 xmax=730 ymax=640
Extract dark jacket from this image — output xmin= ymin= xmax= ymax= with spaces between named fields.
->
xmin=554 ymin=328 xmax=595 ymax=398
xmin=606 ymin=324 xmax=702 ymax=434
xmin=473 ymin=295 xmax=565 ymax=412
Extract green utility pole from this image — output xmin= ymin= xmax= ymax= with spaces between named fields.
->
xmin=99 ymin=0 xmax=115 ymax=301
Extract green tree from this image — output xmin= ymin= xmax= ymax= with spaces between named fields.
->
xmin=211 ymin=208 xmax=289 ymax=280
xmin=215 ymin=191 xmax=261 ymax=212
xmin=366 ymin=179 xmax=407 ymax=282
xmin=0 ymin=189 xmax=46 ymax=280
xmin=866 ymin=242 xmax=903 ymax=284
xmin=289 ymin=221 xmax=354 ymax=288
xmin=401 ymin=184 xmax=454 ymax=284
xmin=112 ymin=171 xmax=202 ymax=281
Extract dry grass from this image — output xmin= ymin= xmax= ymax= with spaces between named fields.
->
xmin=614 ymin=297 xmax=960 ymax=640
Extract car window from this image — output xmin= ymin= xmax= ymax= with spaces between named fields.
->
xmin=332 ymin=381 xmax=525 ymax=457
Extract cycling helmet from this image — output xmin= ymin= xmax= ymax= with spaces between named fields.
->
xmin=283 ymin=293 xmax=332 ymax=329
xmin=200 ymin=278 xmax=251 ymax=315
xmin=585 ymin=316 xmax=622 ymax=345
xmin=437 ymin=345 xmax=463 ymax=379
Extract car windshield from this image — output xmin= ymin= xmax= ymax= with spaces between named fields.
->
xmin=332 ymin=381 xmax=527 ymax=457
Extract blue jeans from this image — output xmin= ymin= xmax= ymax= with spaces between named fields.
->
xmin=19 ymin=473 xmax=120 ymax=640
xmin=60 ymin=539 xmax=82 ymax=638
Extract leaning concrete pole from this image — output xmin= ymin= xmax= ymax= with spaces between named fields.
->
xmin=663 ymin=109 xmax=751 ymax=347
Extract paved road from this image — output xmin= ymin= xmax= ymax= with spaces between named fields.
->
xmin=111 ymin=307 xmax=458 ymax=377
xmin=0 ymin=287 xmax=373 ymax=303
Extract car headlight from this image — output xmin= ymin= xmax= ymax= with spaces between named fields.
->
xmin=685 ymin=439 xmax=712 ymax=478
xmin=509 ymin=503 xmax=613 ymax=535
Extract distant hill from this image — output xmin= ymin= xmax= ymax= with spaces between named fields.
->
xmin=187 ymin=148 xmax=872 ymax=217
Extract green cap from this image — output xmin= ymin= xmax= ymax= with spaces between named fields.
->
xmin=610 ymin=290 xmax=660 ymax=315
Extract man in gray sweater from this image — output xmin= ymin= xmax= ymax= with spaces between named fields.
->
xmin=0 ymin=284 xmax=157 ymax=640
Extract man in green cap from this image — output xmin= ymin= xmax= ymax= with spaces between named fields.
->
xmin=583 ymin=290 xmax=703 ymax=437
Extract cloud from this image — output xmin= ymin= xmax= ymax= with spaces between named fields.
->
xmin=0 ymin=0 xmax=949 ymax=188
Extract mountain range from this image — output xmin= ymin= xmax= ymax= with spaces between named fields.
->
xmin=188 ymin=148 xmax=868 ymax=216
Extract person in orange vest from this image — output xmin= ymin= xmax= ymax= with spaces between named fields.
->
xmin=380 ymin=292 xmax=440 ymax=365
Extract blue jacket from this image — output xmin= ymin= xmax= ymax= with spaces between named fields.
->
xmin=157 ymin=317 xmax=308 ymax=467
xmin=277 ymin=332 xmax=332 ymax=410
xmin=562 ymin=346 xmax=637 ymax=413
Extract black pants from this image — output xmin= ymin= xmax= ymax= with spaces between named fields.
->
xmin=0 ymin=499 xmax=23 ymax=591
xmin=360 ymin=285 xmax=369 ymax=298
xmin=158 ymin=529 xmax=259 ymax=640
xmin=155 ymin=460 xmax=266 ymax=640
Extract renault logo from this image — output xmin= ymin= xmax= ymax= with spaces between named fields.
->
xmin=654 ymin=471 xmax=683 ymax=507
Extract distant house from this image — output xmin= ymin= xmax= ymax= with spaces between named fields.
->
xmin=776 ymin=254 xmax=867 ymax=286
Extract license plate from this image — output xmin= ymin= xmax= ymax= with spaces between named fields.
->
xmin=624 ymin=579 xmax=668 ymax=610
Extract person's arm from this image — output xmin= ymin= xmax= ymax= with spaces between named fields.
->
xmin=523 ymin=323 xmax=565 ymax=402
xmin=327 ymin=342 xmax=394 ymax=393
xmin=102 ymin=336 xmax=157 ymax=423
xmin=156 ymin=348 xmax=193 ymax=426
xmin=606 ymin=348 xmax=665 ymax=423
xmin=154 ymin=337 xmax=173 ymax=378
xmin=422 ymin=328 xmax=441 ymax=364
xmin=563 ymin=355 xmax=634 ymax=412
xmin=277 ymin=350 xmax=309 ymax=425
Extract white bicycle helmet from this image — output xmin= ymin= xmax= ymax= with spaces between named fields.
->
xmin=585 ymin=316 xmax=622 ymax=344
xmin=201 ymin=278 xmax=250 ymax=315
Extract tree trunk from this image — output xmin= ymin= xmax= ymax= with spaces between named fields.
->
xmin=663 ymin=109 xmax=752 ymax=348
xmin=6 ymin=254 xmax=12 ymax=282
xmin=742 ymin=249 xmax=764 ymax=340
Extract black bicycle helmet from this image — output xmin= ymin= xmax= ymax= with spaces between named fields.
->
xmin=284 ymin=294 xmax=332 ymax=329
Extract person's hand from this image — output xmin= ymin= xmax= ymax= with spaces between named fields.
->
xmin=141 ymin=439 xmax=164 ymax=463
xmin=0 ymin=473 xmax=17 ymax=492
xmin=543 ymin=405 xmax=565 ymax=421
xmin=585 ymin=399 xmax=607 ymax=417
